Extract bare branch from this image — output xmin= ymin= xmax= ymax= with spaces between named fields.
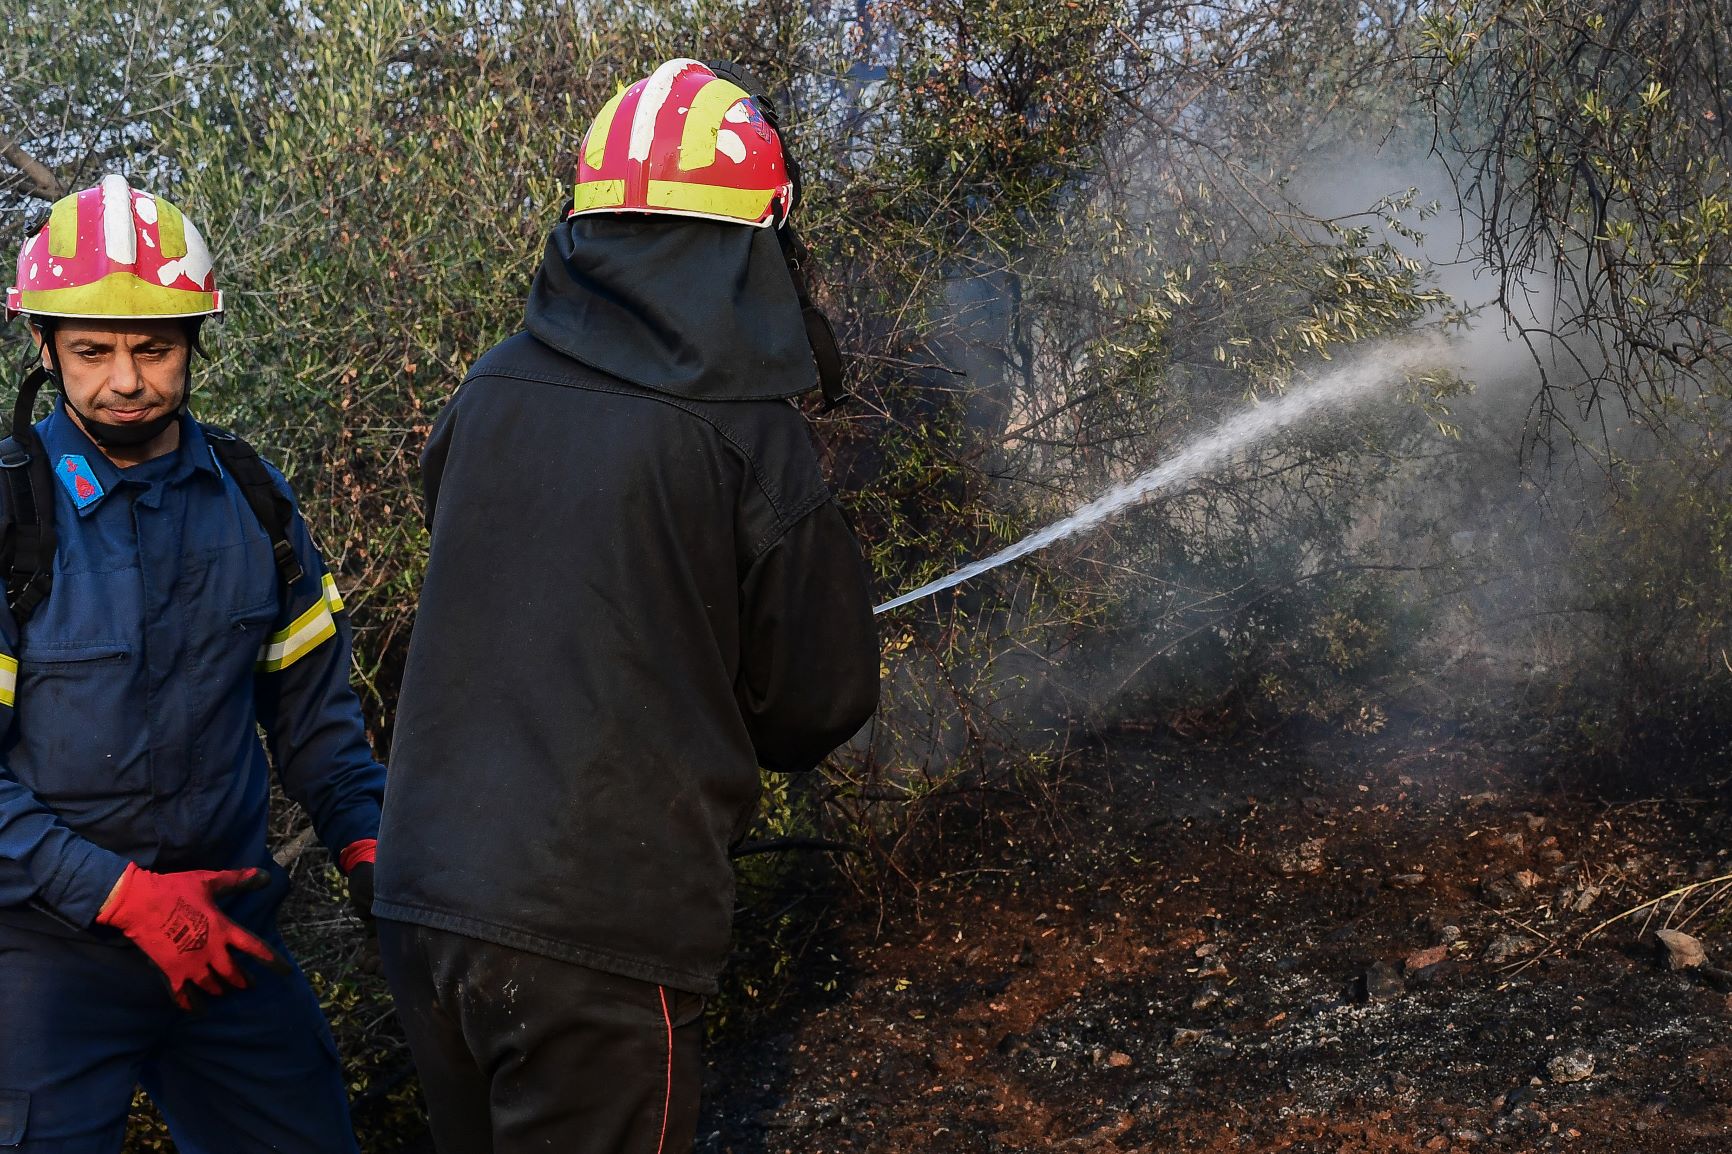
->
xmin=0 ymin=130 xmax=65 ymax=201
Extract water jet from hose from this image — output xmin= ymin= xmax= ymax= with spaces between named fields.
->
xmin=874 ymin=333 xmax=1454 ymax=615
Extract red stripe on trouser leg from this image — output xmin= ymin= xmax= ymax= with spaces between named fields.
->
xmin=658 ymin=985 xmax=674 ymax=1154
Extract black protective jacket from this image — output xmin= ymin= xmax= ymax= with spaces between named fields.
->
xmin=375 ymin=216 xmax=880 ymax=993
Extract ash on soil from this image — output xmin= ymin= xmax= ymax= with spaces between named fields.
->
xmin=700 ymin=729 xmax=1732 ymax=1154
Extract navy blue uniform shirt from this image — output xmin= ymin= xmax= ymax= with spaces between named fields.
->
xmin=0 ymin=401 xmax=384 ymax=935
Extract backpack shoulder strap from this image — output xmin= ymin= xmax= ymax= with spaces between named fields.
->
xmin=202 ymin=426 xmax=305 ymax=589
xmin=0 ymin=432 xmax=55 ymax=625
xmin=1 ymin=367 xmax=60 ymax=625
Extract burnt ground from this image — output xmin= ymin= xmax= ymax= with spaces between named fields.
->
xmin=700 ymin=729 xmax=1732 ymax=1154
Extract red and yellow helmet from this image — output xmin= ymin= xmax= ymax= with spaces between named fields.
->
xmin=571 ymin=59 xmax=795 ymax=228
xmin=5 ymin=174 xmax=222 ymax=321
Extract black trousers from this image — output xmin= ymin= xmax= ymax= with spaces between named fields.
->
xmin=378 ymin=920 xmax=705 ymax=1154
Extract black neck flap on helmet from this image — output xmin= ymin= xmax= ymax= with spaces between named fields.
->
xmin=706 ymin=60 xmax=851 ymax=413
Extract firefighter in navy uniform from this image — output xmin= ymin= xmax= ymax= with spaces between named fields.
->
xmin=0 ymin=175 xmax=384 ymax=1152
xmin=375 ymin=59 xmax=881 ymax=1154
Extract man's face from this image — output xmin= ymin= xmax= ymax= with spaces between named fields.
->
xmin=37 ymin=318 xmax=190 ymax=431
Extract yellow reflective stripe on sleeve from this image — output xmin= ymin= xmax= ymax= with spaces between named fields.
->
xmin=256 ymin=597 xmax=336 ymax=673
xmin=322 ymin=572 xmax=345 ymax=614
xmin=678 ymin=79 xmax=751 ymax=171
xmin=0 ymin=653 xmax=15 ymax=708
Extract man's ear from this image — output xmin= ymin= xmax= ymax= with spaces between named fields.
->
xmin=29 ymin=323 xmax=51 ymax=369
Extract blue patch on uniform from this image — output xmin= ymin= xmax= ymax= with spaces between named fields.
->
xmin=57 ymin=454 xmax=105 ymax=509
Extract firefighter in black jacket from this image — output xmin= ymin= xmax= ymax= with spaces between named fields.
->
xmin=374 ymin=59 xmax=880 ymax=1154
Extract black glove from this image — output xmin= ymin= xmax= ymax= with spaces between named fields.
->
xmin=344 ymin=861 xmax=382 ymax=975
xmin=346 ymin=860 xmax=375 ymax=923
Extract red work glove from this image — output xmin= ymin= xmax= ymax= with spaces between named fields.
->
xmin=338 ymin=838 xmax=380 ymax=974
xmin=95 ymin=863 xmax=285 ymax=1010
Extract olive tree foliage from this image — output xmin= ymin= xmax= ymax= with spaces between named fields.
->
xmin=1418 ymin=0 xmax=1732 ymax=761
xmin=0 ymin=0 xmax=181 ymax=204
xmin=3 ymin=0 xmax=812 ymax=731
xmin=1421 ymin=0 xmax=1732 ymax=425
xmin=792 ymin=0 xmax=1464 ymax=862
